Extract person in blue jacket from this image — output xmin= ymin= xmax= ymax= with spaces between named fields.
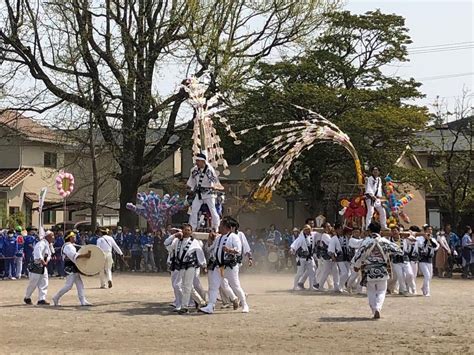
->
xmin=24 ymin=228 xmax=37 ymax=276
xmin=140 ymin=232 xmax=156 ymax=272
xmin=0 ymin=231 xmax=6 ymax=278
xmin=53 ymin=231 xmax=66 ymax=277
xmin=130 ymin=230 xmax=142 ymax=272
xmin=87 ymin=231 xmax=98 ymax=245
xmin=4 ymin=230 xmax=18 ymax=279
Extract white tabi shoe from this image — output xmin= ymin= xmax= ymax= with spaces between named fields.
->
xmin=52 ymin=296 xmax=61 ymax=307
xmin=81 ymin=300 xmax=93 ymax=306
xmin=199 ymin=304 xmax=214 ymax=314
xmin=241 ymin=305 xmax=250 ymax=313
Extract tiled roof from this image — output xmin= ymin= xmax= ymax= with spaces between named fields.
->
xmin=0 ymin=168 xmax=34 ymax=188
xmin=0 ymin=111 xmax=63 ymax=143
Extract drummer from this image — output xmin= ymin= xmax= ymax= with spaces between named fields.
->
xmin=52 ymin=231 xmax=93 ymax=307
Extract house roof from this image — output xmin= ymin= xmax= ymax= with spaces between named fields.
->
xmin=413 ymin=118 xmax=472 ymax=153
xmin=24 ymin=192 xmax=39 ymax=202
xmin=0 ymin=111 xmax=64 ymax=144
xmin=0 ymin=168 xmax=34 ymax=189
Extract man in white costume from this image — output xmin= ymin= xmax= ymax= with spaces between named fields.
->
xmin=97 ymin=228 xmax=123 ymax=289
xmin=352 ymin=222 xmax=402 ymax=319
xmin=200 ymin=218 xmax=249 ymax=314
xmin=52 ymin=232 xmax=92 ymax=306
xmin=365 ymin=167 xmax=387 ymax=230
xmin=187 ymin=153 xmax=223 ymax=231
xmin=290 ymin=225 xmax=316 ymax=291
xmin=172 ymin=224 xmax=207 ymax=314
xmin=24 ymin=230 xmax=55 ymax=305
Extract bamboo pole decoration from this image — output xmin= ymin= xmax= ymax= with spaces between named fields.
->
xmin=235 ymin=106 xmax=364 ymax=200
xmin=182 ymin=76 xmax=240 ymax=176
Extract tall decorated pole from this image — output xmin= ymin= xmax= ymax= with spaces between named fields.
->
xmin=182 ymin=76 xmax=241 ymax=177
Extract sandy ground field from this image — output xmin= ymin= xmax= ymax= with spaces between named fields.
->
xmin=0 ymin=272 xmax=472 ymax=354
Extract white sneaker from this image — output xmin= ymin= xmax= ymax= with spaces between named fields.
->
xmin=199 ymin=304 xmax=214 ymax=314
xmin=241 ymin=305 xmax=250 ymax=313
xmin=10 ymin=277 xmax=16 ymax=280
xmin=293 ymin=287 xmax=303 ymax=291
xmin=81 ymin=300 xmax=93 ymax=306
xmin=52 ymin=296 xmax=61 ymax=306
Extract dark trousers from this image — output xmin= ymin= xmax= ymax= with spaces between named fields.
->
xmin=113 ymin=252 xmax=126 ymax=272
xmin=131 ymin=253 xmax=141 ymax=271
xmin=4 ymin=258 xmax=16 ymax=277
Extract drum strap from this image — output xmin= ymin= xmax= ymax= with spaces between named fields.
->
xmin=177 ymin=239 xmax=193 ymax=265
xmin=215 ymin=234 xmax=229 ymax=266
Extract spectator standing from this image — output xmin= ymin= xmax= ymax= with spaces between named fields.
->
xmin=87 ymin=231 xmax=98 ymax=245
xmin=0 ymin=231 xmax=6 ymax=278
xmin=53 ymin=231 xmax=66 ymax=278
xmin=4 ymin=230 xmax=18 ymax=279
xmin=267 ymin=224 xmax=282 ymax=245
xmin=445 ymin=224 xmax=460 ymax=277
xmin=113 ymin=227 xmax=126 ymax=272
xmin=153 ymin=230 xmax=167 ymax=272
xmin=252 ymin=237 xmax=267 ymax=271
xmin=435 ymin=231 xmax=450 ymax=278
xmin=130 ymin=231 xmax=142 ymax=272
xmin=24 ymin=228 xmax=36 ymax=277
xmin=461 ymin=225 xmax=473 ymax=279
xmin=141 ymin=232 xmax=156 ymax=272
xmin=15 ymin=229 xmax=25 ymax=279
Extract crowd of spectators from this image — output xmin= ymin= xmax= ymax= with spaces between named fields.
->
xmin=0 ymin=222 xmax=472 ymax=279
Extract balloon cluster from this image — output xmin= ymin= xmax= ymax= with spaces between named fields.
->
xmin=384 ymin=176 xmax=414 ymax=224
xmin=126 ymin=192 xmax=185 ymax=231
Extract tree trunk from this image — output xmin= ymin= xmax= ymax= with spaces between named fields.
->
xmin=89 ymin=113 xmax=99 ymax=232
xmin=118 ymin=171 xmax=141 ymax=229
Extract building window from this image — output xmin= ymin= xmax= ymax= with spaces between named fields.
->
xmin=43 ymin=211 xmax=56 ymax=224
xmin=44 ymin=152 xmax=57 ymax=168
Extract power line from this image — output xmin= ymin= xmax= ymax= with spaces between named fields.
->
xmin=418 ymin=72 xmax=474 ymax=81
xmin=409 ymin=41 xmax=474 ymax=50
xmin=410 ymin=46 xmax=474 ymax=55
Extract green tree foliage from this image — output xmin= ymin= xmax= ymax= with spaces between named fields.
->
xmin=226 ymin=10 xmax=430 ymax=213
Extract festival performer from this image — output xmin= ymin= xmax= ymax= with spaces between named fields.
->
xmin=172 ymin=224 xmax=207 ymax=314
xmin=317 ymin=223 xmax=340 ymax=292
xmin=187 ymin=153 xmax=223 ymax=231
xmin=193 ymin=238 xmax=208 ymax=303
xmin=97 ymin=228 xmax=123 ymax=289
xmin=416 ymin=225 xmax=439 ymax=297
xmin=328 ymin=223 xmax=351 ymax=292
xmin=389 ymin=226 xmax=416 ymax=296
xmin=346 ymin=227 xmax=364 ymax=293
xmin=52 ymin=232 xmax=92 ymax=307
xmin=297 ymin=218 xmax=320 ymax=289
xmin=364 ymin=167 xmax=387 ymax=230
xmin=290 ymin=225 xmax=316 ymax=291
xmin=200 ymin=219 xmax=249 ymax=314
xmin=165 ymin=230 xmax=181 ymax=309
xmin=24 ymin=230 xmax=55 ymax=305
xmin=407 ymin=225 xmax=421 ymax=287
xmin=352 ymin=222 xmax=403 ymax=319
xmin=204 ymin=230 xmax=238 ymax=310
xmin=232 ymin=219 xmax=253 ymax=267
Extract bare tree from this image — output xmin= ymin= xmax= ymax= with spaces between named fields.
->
xmin=0 ymin=0 xmax=340 ymax=227
xmin=429 ymin=91 xmax=473 ymax=228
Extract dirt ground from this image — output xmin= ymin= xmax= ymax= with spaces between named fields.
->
xmin=0 ymin=272 xmax=472 ymax=354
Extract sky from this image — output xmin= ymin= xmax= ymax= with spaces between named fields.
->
xmin=346 ymin=0 xmax=474 ymax=112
